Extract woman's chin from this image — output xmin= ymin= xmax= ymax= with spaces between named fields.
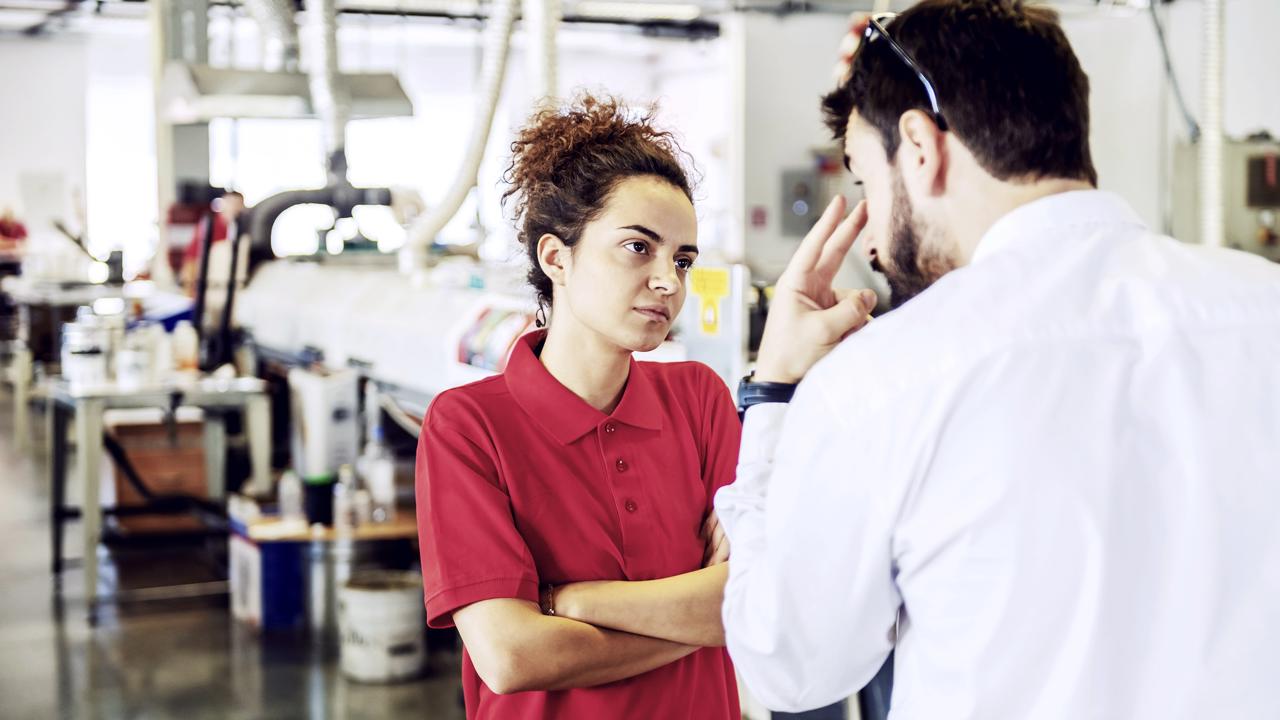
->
xmin=614 ymin=327 xmax=669 ymax=355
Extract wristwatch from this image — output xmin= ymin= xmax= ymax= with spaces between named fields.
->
xmin=737 ymin=373 xmax=798 ymax=416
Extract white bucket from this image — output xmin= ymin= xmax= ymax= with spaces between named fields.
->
xmin=338 ymin=571 xmax=427 ymax=683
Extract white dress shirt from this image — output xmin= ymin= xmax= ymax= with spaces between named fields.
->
xmin=716 ymin=191 xmax=1280 ymax=719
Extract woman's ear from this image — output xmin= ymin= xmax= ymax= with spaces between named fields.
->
xmin=537 ymin=233 xmax=570 ymax=287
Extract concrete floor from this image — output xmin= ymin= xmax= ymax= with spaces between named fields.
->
xmin=0 ymin=388 xmax=466 ymax=720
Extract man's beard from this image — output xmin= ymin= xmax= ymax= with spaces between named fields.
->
xmin=870 ymin=172 xmax=957 ymax=309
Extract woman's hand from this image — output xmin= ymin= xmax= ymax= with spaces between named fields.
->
xmin=703 ymin=511 xmax=729 ymax=567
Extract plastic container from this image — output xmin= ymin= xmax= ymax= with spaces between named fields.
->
xmin=172 ymin=319 xmax=199 ymax=374
xmin=115 ymin=331 xmax=152 ymax=389
xmin=361 ymin=426 xmax=397 ymax=523
xmin=61 ymin=314 xmax=109 ymax=389
xmin=338 ymin=571 xmax=427 ymax=683
xmin=279 ymin=471 xmax=305 ymax=523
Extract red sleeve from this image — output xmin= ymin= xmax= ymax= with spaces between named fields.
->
xmin=697 ymin=365 xmax=742 ymax=514
xmin=415 ymin=391 xmax=540 ymax=628
xmin=183 ymin=216 xmax=206 ymax=264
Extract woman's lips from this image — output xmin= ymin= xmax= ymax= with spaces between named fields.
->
xmin=634 ymin=307 xmax=670 ymax=322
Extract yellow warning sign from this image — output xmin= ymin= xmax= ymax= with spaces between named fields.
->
xmin=691 ymin=267 xmax=730 ymax=337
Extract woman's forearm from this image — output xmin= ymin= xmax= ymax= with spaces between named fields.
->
xmin=454 ymin=598 xmax=698 ymax=694
xmin=512 ymin=616 xmax=699 ymax=691
xmin=552 ymin=564 xmax=729 ymax=647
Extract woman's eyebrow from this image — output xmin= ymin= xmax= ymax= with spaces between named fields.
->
xmin=620 ymin=224 xmax=662 ymax=241
xmin=620 ymin=224 xmax=698 ymax=254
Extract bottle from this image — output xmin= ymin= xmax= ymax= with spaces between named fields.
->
xmin=353 ymin=489 xmax=373 ymax=526
xmin=361 ymin=426 xmax=396 ymax=523
xmin=115 ymin=330 xmax=152 ymax=390
xmin=172 ymin=319 xmax=199 ymax=375
xmin=150 ymin=324 xmax=174 ymax=380
xmin=333 ymin=464 xmax=356 ymax=536
xmin=279 ymin=470 xmax=304 ymax=523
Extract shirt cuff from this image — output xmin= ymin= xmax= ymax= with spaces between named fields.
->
xmin=425 ymin=576 xmax=540 ymax=629
xmin=740 ymin=403 xmax=789 ymax=465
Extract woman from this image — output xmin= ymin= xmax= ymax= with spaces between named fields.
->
xmin=415 ymin=95 xmax=740 ymax=719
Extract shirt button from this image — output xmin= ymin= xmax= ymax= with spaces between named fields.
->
xmin=604 ymin=423 xmax=616 ymax=434
xmin=615 ymin=458 xmax=628 ymax=473
xmin=625 ymin=500 xmax=638 ymax=513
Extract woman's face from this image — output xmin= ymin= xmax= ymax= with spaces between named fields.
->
xmin=552 ymin=175 xmax=698 ymax=354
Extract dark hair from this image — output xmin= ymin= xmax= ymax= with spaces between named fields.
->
xmin=822 ymin=0 xmax=1097 ymax=186
xmin=502 ymin=94 xmax=694 ymax=307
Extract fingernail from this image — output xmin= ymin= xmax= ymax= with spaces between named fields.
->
xmin=860 ymin=289 xmax=878 ymax=308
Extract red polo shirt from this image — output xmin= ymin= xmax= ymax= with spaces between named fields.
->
xmin=416 ymin=330 xmax=741 ymax=720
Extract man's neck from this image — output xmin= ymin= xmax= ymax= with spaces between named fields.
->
xmin=950 ymin=177 xmax=1095 ymax=265
xmin=538 ymin=313 xmax=632 ymax=415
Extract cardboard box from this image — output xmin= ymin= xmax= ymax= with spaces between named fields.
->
xmin=107 ymin=415 xmax=208 ymax=533
xmin=288 ymin=367 xmax=359 ymax=481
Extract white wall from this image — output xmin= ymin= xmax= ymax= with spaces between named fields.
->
xmin=728 ymin=12 xmax=853 ymax=282
xmin=83 ymin=24 xmax=158 ymax=268
xmin=0 ymin=36 xmax=87 ymax=239
xmin=1062 ymin=10 xmax=1168 ymax=230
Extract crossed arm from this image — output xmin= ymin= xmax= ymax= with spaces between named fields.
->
xmin=452 ymin=512 xmax=731 ymax=694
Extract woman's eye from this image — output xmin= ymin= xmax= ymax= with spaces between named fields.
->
xmin=675 ymin=257 xmax=695 ymax=271
xmin=625 ymin=241 xmax=648 ymax=254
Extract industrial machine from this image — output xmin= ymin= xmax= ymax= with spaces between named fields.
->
xmin=1172 ymin=136 xmax=1280 ymax=260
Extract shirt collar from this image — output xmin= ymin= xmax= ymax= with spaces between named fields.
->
xmin=504 ymin=330 xmax=664 ymax=445
xmin=970 ymin=190 xmax=1146 ymax=265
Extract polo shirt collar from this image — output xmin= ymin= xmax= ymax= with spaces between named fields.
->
xmin=505 ymin=330 xmax=664 ymax=445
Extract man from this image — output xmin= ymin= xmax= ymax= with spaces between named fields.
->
xmin=181 ymin=189 xmax=244 ymax=295
xmin=715 ymin=1 xmax=1280 ymax=718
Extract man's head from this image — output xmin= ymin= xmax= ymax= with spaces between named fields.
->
xmin=822 ymin=0 xmax=1096 ymax=308
xmin=217 ymin=190 xmax=245 ymax=220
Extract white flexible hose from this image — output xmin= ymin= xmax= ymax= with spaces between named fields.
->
xmin=244 ymin=0 xmax=299 ymax=72
xmin=524 ymin=0 xmax=562 ymax=102
xmin=1199 ymin=0 xmax=1224 ymax=247
xmin=380 ymin=394 xmax=423 ymax=438
xmin=403 ymin=0 xmax=520 ymax=259
xmin=305 ymin=0 xmax=349 ymax=156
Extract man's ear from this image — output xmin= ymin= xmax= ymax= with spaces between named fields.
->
xmin=897 ymin=109 xmax=947 ymax=197
xmin=537 ymin=233 xmax=570 ymax=287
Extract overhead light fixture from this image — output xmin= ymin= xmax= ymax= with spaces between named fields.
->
xmin=0 ymin=10 xmax=52 ymax=28
xmin=573 ymin=1 xmax=703 ymax=22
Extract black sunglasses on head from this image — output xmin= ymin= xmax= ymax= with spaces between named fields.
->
xmin=863 ymin=13 xmax=949 ymax=132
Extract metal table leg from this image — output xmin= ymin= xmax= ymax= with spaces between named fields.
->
xmin=12 ymin=343 xmax=31 ymax=452
xmin=245 ymin=394 xmax=271 ymax=496
xmin=49 ymin=398 xmax=67 ymax=575
xmin=75 ymin=398 xmax=104 ymax=622
xmin=203 ymin=409 xmax=227 ymax=500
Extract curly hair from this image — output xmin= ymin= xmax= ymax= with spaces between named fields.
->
xmin=502 ymin=93 xmax=694 ymax=307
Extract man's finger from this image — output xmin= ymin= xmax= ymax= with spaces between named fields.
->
xmin=784 ymin=195 xmax=847 ymax=278
xmin=815 ymin=199 xmax=868 ymax=280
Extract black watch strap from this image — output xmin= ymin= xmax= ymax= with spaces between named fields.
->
xmin=737 ymin=375 xmax=798 ymax=416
